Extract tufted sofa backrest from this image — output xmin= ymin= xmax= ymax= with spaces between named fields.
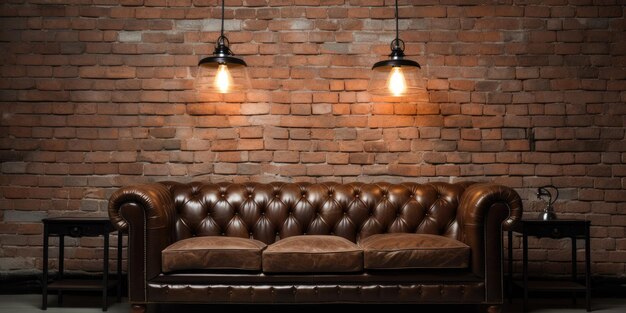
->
xmin=160 ymin=181 xmax=476 ymax=244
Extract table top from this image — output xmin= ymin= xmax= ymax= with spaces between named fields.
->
xmin=511 ymin=219 xmax=591 ymax=238
xmin=42 ymin=217 xmax=111 ymax=224
xmin=517 ymin=219 xmax=590 ymax=225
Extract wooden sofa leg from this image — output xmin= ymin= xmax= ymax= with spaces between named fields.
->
xmin=131 ymin=304 xmax=146 ymax=313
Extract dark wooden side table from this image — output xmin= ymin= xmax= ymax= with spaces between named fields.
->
xmin=42 ymin=217 xmax=123 ymax=311
xmin=507 ymin=219 xmax=591 ymax=312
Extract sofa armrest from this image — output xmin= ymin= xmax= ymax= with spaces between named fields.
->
xmin=457 ymin=183 xmax=523 ymax=303
xmin=458 ymin=183 xmax=523 ymax=233
xmin=108 ymin=182 xmax=175 ymax=232
xmin=107 ymin=182 xmax=175 ymax=303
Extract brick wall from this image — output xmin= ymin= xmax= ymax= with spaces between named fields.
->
xmin=1 ymin=0 xmax=625 ymax=279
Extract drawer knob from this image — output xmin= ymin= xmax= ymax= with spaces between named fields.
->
xmin=70 ymin=226 xmax=82 ymax=237
xmin=552 ymin=228 xmax=560 ymax=237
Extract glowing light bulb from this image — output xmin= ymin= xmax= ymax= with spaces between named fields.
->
xmin=388 ymin=66 xmax=407 ymax=96
xmin=214 ymin=64 xmax=233 ymax=93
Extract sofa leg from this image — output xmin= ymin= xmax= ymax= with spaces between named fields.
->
xmin=486 ymin=305 xmax=502 ymax=313
xmin=131 ymin=304 xmax=146 ymax=313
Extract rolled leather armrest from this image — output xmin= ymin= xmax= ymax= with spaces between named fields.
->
xmin=456 ymin=182 xmax=523 ymax=302
xmin=458 ymin=183 xmax=523 ymax=232
xmin=108 ymin=182 xmax=175 ymax=233
xmin=108 ymin=182 xmax=175 ymax=302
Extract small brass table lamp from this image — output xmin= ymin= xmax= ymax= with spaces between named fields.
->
xmin=537 ymin=185 xmax=558 ymax=220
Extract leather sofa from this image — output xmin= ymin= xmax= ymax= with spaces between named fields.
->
xmin=108 ymin=181 xmax=522 ymax=313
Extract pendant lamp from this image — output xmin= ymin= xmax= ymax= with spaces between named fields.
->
xmin=195 ymin=0 xmax=250 ymax=93
xmin=368 ymin=0 xmax=424 ymax=97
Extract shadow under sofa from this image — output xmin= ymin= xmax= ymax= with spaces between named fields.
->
xmin=108 ymin=181 xmax=523 ymax=313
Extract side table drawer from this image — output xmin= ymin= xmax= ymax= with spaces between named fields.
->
xmin=47 ymin=223 xmax=114 ymax=237
xmin=522 ymin=222 xmax=587 ymax=239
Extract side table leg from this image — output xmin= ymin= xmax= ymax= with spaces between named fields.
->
xmin=58 ymin=235 xmax=64 ymax=306
xmin=117 ymin=230 xmax=122 ymax=302
xmin=585 ymin=225 xmax=591 ymax=312
xmin=522 ymin=232 xmax=528 ymax=312
xmin=42 ymin=224 xmax=49 ymax=310
xmin=103 ymin=233 xmax=109 ymax=311
xmin=572 ymin=236 xmax=577 ymax=305
xmin=507 ymin=230 xmax=513 ymax=304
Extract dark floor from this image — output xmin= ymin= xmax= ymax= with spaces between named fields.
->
xmin=1 ymin=293 xmax=625 ymax=313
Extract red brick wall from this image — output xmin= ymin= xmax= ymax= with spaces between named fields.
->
xmin=1 ymin=1 xmax=625 ymax=278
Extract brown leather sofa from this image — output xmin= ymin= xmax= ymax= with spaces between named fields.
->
xmin=108 ymin=181 xmax=522 ymax=313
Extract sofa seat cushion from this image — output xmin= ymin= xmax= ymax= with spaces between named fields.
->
xmin=262 ymin=235 xmax=363 ymax=273
xmin=161 ymin=236 xmax=266 ymax=272
xmin=359 ymin=233 xmax=470 ymax=269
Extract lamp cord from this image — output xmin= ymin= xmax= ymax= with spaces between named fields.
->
xmin=220 ymin=0 xmax=225 ymax=38
xmin=395 ymin=0 xmax=399 ymax=43
xmin=537 ymin=185 xmax=559 ymax=206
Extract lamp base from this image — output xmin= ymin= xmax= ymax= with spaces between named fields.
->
xmin=538 ymin=210 xmax=557 ymax=221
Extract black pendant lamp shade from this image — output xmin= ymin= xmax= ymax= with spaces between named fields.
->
xmin=195 ymin=1 xmax=250 ymax=93
xmin=368 ymin=0 xmax=424 ymax=97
